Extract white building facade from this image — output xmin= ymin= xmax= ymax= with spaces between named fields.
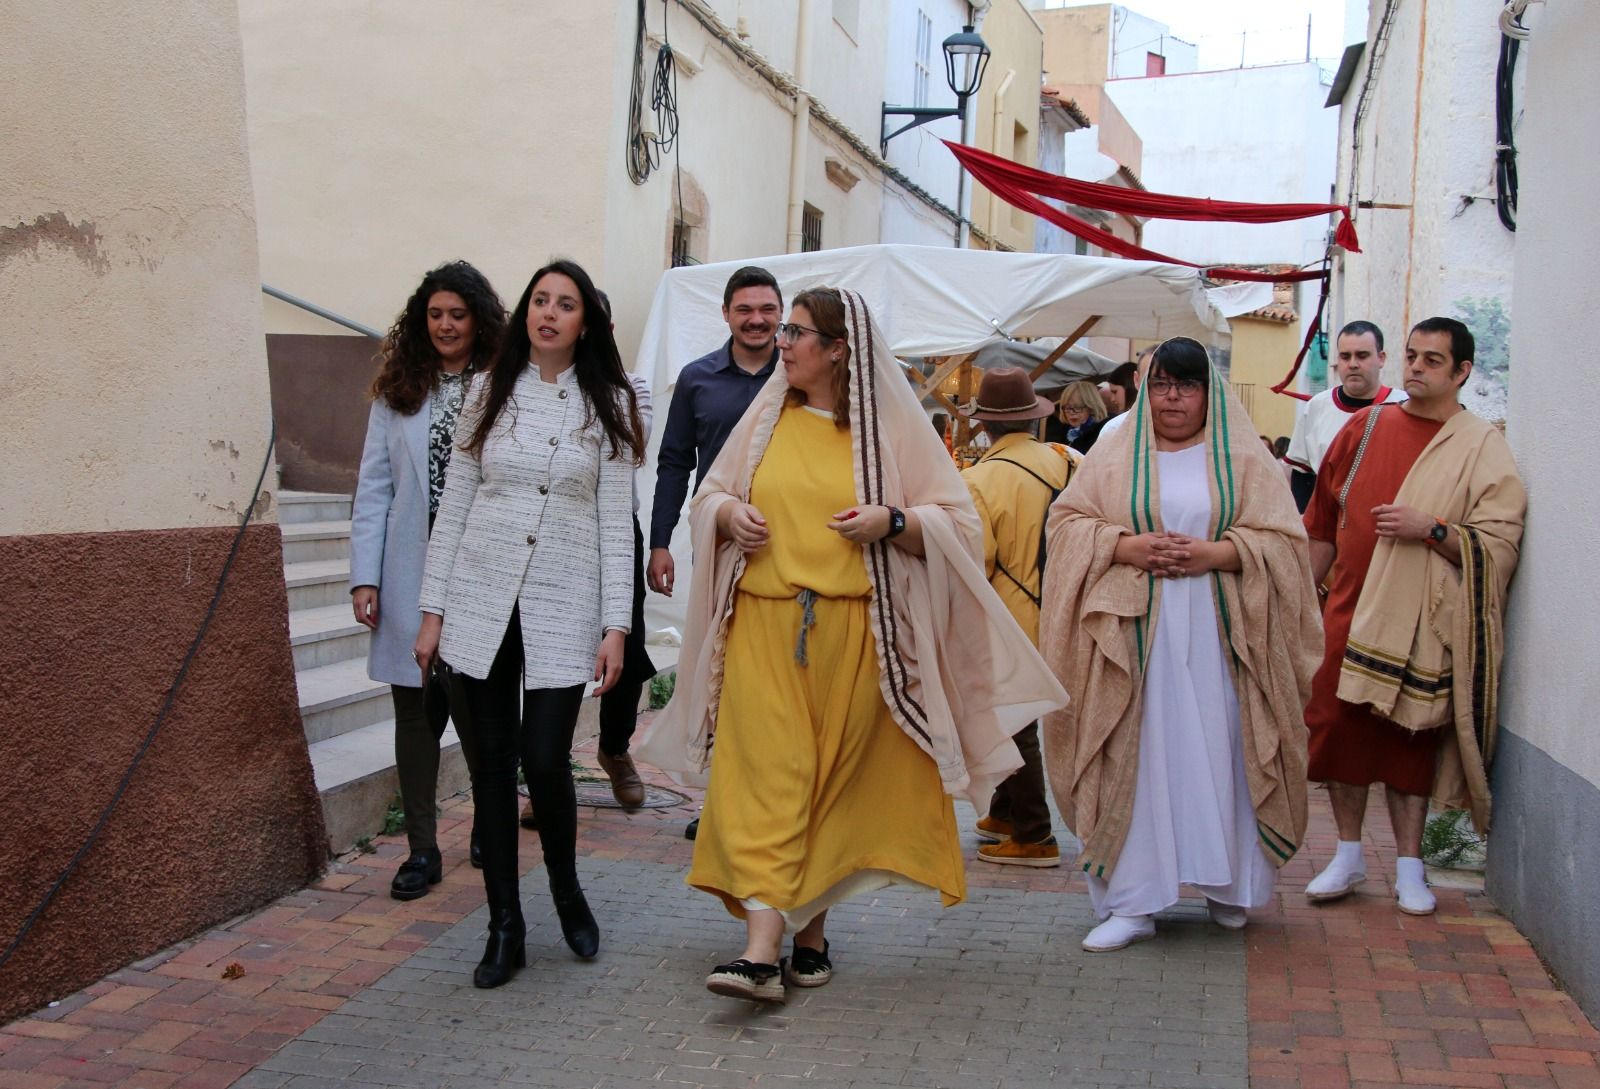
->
xmin=1484 ymin=1 xmax=1600 ymax=1026
xmin=1328 ymin=0 xmax=1518 ymax=421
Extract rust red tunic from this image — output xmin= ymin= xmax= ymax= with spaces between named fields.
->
xmin=1303 ymin=405 xmax=1445 ymax=796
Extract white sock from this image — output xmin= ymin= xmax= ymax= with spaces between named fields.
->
xmin=1395 ymin=856 xmax=1426 ymax=885
xmin=1335 ymin=840 xmax=1365 ymax=870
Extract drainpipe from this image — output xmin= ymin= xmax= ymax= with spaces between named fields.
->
xmin=987 ymin=68 xmax=1015 ymax=238
xmin=786 ymin=0 xmax=814 ymax=253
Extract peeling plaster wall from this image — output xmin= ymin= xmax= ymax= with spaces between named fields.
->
xmin=1 ymin=4 xmax=276 ymax=536
xmin=0 ymin=0 xmax=322 ymax=1020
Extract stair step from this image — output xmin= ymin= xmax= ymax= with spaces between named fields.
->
xmin=309 ymin=719 xmax=471 ymax=854
xmin=288 ymin=603 xmax=370 ymax=670
xmin=277 ymin=491 xmax=354 ymax=526
xmin=284 ymin=558 xmax=353 ymax=610
xmin=295 ymin=658 xmax=391 ymax=743
xmin=281 ymin=520 xmax=353 ymax=564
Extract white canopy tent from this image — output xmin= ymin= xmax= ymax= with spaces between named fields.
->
xmin=631 ymin=244 xmax=1263 ymax=655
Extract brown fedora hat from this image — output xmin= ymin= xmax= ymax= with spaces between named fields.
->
xmin=960 ymin=366 xmax=1055 ymax=422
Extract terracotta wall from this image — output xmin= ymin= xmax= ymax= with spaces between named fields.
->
xmin=266 ymin=333 xmax=383 ymax=494
xmin=0 ymin=527 xmax=323 ymax=1025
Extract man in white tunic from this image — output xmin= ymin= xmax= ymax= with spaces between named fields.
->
xmin=1284 ymin=321 xmax=1406 ymax=511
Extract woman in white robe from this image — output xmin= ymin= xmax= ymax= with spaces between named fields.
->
xmin=1039 ymin=337 xmax=1323 ymax=952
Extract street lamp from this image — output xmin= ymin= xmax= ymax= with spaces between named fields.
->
xmin=880 ymin=24 xmax=992 ymax=155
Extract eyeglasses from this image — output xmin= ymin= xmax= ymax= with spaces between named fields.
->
xmin=1146 ymin=377 xmax=1205 ymax=398
xmin=776 ymin=322 xmax=836 ymax=345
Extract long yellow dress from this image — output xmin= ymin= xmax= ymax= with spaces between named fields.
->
xmin=688 ymin=404 xmax=965 ymax=928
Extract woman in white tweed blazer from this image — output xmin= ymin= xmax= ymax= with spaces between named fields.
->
xmin=416 ymin=259 xmax=644 ymax=989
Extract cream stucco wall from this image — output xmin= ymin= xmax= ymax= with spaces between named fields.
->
xmin=971 ymin=0 xmax=1044 ymax=251
xmin=1038 ymin=4 xmax=1111 ymax=87
xmin=243 ymin=1 xmax=893 ymax=370
xmin=1499 ymin=5 xmax=1600 ymax=790
xmin=1 ymin=1 xmax=275 ymax=536
xmin=239 ymin=2 xmax=621 ymax=339
xmin=1227 ymin=319 xmax=1301 ymax=440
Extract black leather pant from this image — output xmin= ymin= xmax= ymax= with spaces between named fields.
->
xmin=453 ymin=607 xmax=586 ymax=906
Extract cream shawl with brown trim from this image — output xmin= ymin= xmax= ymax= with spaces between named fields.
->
xmin=1038 ymin=366 xmax=1323 ymax=878
xmin=635 ymin=290 xmax=1069 ymax=808
xmin=1335 ymin=408 xmax=1526 ymax=831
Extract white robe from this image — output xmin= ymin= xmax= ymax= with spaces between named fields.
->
xmin=1087 ymin=443 xmax=1276 ymax=920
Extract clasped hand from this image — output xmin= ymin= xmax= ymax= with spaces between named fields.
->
xmin=719 ymin=502 xmax=897 ymax=554
xmin=1116 ymin=532 xmax=1222 ymax=578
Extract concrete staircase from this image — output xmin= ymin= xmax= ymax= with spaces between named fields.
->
xmin=278 ymin=490 xmax=471 ymax=855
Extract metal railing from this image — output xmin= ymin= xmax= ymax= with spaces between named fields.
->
xmin=261 ymin=284 xmax=383 ymax=339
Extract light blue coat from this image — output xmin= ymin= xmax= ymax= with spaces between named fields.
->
xmin=350 ymin=391 xmax=439 ymax=687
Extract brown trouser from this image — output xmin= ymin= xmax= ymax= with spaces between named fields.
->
xmin=987 ymin=722 xmax=1052 ymax=843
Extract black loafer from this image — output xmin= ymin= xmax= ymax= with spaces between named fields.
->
xmin=469 ymin=830 xmax=483 ymax=870
xmin=685 ymin=817 xmax=699 ymax=840
xmin=390 ymin=848 xmax=442 ymax=901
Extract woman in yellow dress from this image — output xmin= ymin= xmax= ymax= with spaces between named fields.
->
xmin=638 ymin=287 xmax=1067 ymax=1003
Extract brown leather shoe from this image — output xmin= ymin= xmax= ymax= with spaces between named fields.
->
xmin=977 ymin=837 xmax=1060 ymax=868
xmin=975 ymin=815 xmax=1014 ymax=843
xmin=597 ymin=750 xmax=646 ymax=808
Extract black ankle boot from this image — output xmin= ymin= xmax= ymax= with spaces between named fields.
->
xmin=469 ymin=828 xmax=483 ymax=870
xmin=550 ymin=884 xmax=599 ymax=959
xmin=473 ymin=908 xmax=526 ymax=989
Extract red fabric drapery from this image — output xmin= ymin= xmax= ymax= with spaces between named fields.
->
xmin=943 ymin=140 xmax=1357 ymax=283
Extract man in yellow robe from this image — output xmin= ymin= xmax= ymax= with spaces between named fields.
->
xmin=961 ymin=367 xmax=1078 ymax=866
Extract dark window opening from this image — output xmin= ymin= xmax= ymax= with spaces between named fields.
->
xmin=801 ymin=204 xmax=823 ymax=252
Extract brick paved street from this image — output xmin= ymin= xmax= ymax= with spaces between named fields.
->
xmin=4 ymin=736 xmax=1596 ymax=1088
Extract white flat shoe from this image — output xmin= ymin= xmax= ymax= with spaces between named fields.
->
xmin=1082 ymin=915 xmax=1155 ymax=952
xmin=1396 ymin=880 xmax=1437 ymax=916
xmin=1305 ymin=858 xmax=1367 ymax=902
xmin=1206 ymin=900 xmax=1248 ymax=930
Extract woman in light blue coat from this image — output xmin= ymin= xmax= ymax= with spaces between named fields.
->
xmin=350 ymin=261 xmax=506 ymax=900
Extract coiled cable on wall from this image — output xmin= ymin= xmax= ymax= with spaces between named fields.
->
xmin=0 ymin=422 xmax=278 ymax=977
xmin=1494 ymin=1 xmax=1536 ymax=232
xmin=626 ymin=0 xmax=681 ymax=186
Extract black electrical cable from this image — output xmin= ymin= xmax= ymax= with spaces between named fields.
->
xmin=0 ymin=421 xmax=278 ymax=976
xmin=626 ymin=0 xmax=681 ymax=187
xmin=1494 ymin=25 xmax=1521 ymax=232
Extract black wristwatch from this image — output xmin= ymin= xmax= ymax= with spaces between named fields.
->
xmin=886 ymin=506 xmax=907 ymax=538
xmin=1428 ymin=518 xmax=1449 ymax=544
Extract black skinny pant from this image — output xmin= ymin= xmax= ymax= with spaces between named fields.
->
xmin=390 ymin=679 xmax=451 ymax=854
xmin=598 ymin=516 xmax=656 ymax=757
xmin=454 ymin=607 xmax=586 ymax=896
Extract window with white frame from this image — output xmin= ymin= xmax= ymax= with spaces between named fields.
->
xmin=914 ymin=11 xmax=933 ymax=108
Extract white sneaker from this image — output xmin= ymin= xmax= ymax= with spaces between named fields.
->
xmin=1395 ymin=879 xmax=1437 ymax=916
xmin=1206 ymin=899 xmax=1248 ymax=930
xmin=1305 ymin=857 xmax=1367 ymax=902
xmin=1082 ymin=915 xmax=1156 ymax=952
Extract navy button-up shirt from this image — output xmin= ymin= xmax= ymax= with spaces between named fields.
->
xmin=648 ymin=339 xmax=778 ymax=550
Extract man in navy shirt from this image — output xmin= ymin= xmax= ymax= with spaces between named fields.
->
xmin=647 ymin=266 xmax=780 ymax=840
xmin=646 ymin=265 xmax=782 ymax=596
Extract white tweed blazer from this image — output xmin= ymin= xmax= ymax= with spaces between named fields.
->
xmin=418 ymin=365 xmax=634 ymax=684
